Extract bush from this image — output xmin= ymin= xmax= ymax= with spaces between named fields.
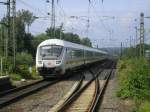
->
xmin=31 ymin=66 xmax=41 ymax=79
xmin=117 ymin=58 xmax=150 ymax=100
xmin=15 ymin=65 xmax=32 ymax=79
xmin=13 ymin=52 xmax=34 ymax=79
xmin=2 ymin=57 xmax=14 ymax=73
xmin=16 ymin=52 xmax=33 ymax=66
xmin=9 ymin=73 xmax=23 ymax=81
xmin=1 ymin=52 xmax=40 ymax=81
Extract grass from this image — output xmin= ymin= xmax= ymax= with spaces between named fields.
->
xmin=138 ymin=101 xmax=150 ymax=112
xmin=116 ymin=58 xmax=150 ymax=111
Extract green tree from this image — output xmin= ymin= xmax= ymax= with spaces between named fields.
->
xmin=17 ymin=9 xmax=35 ymax=33
xmin=15 ymin=16 xmax=26 ymax=52
xmin=23 ymin=33 xmax=34 ymax=56
xmin=16 ymin=52 xmax=33 ymax=66
xmin=46 ymin=27 xmax=81 ymax=44
xmin=46 ymin=27 xmax=63 ymax=39
xmin=122 ymin=44 xmax=150 ymax=58
xmin=15 ymin=10 xmax=36 ymax=54
xmin=64 ymin=33 xmax=81 ymax=44
xmin=81 ymin=37 xmax=92 ymax=47
xmin=0 ymin=10 xmax=36 ymax=56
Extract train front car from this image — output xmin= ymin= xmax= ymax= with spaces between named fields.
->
xmin=36 ymin=39 xmax=110 ymax=79
xmin=36 ymin=39 xmax=65 ymax=78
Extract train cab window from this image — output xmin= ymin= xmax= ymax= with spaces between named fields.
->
xmin=40 ymin=45 xmax=63 ymax=59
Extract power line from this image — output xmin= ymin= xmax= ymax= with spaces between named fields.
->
xmin=90 ymin=2 xmax=113 ymax=38
xmin=90 ymin=2 xmax=111 ymax=32
xmin=17 ymin=0 xmax=46 ymax=16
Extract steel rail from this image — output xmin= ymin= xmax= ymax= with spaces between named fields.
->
xmin=90 ymin=61 xmax=116 ymax=112
xmin=56 ymin=60 xmax=115 ymax=112
xmin=0 ymin=79 xmax=60 ymax=108
xmin=49 ymin=73 xmax=85 ymax=112
xmin=87 ymin=60 xmax=114 ymax=112
xmin=87 ymin=75 xmax=100 ymax=112
xmin=69 ymin=72 xmax=85 ymax=96
xmin=56 ymin=60 xmax=111 ymax=112
xmin=0 ymin=79 xmax=44 ymax=96
xmin=57 ymin=70 xmax=103 ymax=112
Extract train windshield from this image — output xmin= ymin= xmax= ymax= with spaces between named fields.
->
xmin=40 ymin=45 xmax=63 ymax=59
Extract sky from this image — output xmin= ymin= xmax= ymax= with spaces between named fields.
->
xmin=0 ymin=0 xmax=150 ymax=48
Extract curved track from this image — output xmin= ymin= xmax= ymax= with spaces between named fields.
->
xmin=54 ymin=60 xmax=115 ymax=112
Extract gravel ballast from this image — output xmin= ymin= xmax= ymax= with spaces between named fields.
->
xmin=0 ymin=79 xmax=77 ymax=112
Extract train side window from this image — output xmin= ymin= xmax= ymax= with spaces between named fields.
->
xmin=72 ymin=49 xmax=83 ymax=58
xmin=66 ymin=48 xmax=72 ymax=59
xmin=84 ymin=51 xmax=87 ymax=58
xmin=75 ymin=50 xmax=83 ymax=57
xmin=87 ymin=51 xmax=92 ymax=58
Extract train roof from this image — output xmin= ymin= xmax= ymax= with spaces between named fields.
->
xmin=38 ymin=39 xmax=108 ymax=54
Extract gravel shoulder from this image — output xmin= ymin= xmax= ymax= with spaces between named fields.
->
xmin=98 ymin=69 xmax=134 ymax=112
xmin=12 ymin=79 xmax=41 ymax=87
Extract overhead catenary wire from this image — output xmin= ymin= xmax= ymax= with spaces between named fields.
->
xmin=90 ymin=1 xmax=117 ymax=47
xmin=90 ymin=1 xmax=112 ymax=33
xmin=17 ymin=0 xmax=46 ymax=16
xmin=16 ymin=0 xmax=69 ymax=35
xmin=17 ymin=0 xmax=51 ymax=33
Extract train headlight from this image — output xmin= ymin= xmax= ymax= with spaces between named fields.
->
xmin=56 ymin=60 xmax=61 ymax=64
xmin=38 ymin=61 xmax=42 ymax=64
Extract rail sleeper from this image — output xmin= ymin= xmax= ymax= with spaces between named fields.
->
xmin=65 ymin=81 xmax=96 ymax=112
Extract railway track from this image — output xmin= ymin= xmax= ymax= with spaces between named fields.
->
xmin=0 ymin=60 xmax=115 ymax=111
xmin=52 ymin=60 xmax=115 ymax=112
xmin=0 ymin=79 xmax=60 ymax=109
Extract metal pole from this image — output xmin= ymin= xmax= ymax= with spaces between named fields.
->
xmin=130 ymin=36 xmax=132 ymax=48
xmin=135 ymin=27 xmax=138 ymax=45
xmin=51 ymin=0 xmax=55 ymax=37
xmin=59 ymin=23 xmax=63 ymax=40
xmin=12 ymin=0 xmax=16 ymax=67
xmin=135 ymin=26 xmax=138 ymax=57
xmin=5 ymin=0 xmax=10 ymax=59
xmin=0 ymin=57 xmax=3 ymax=76
xmin=121 ymin=42 xmax=123 ymax=58
xmin=140 ymin=12 xmax=145 ymax=57
xmin=0 ymin=25 xmax=2 ymax=52
xmin=87 ymin=2 xmax=90 ymax=38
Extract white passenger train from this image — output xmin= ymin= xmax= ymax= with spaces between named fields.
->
xmin=36 ymin=39 xmax=109 ymax=78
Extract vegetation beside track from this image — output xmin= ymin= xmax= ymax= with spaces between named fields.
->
xmin=117 ymin=58 xmax=150 ymax=112
xmin=0 ymin=52 xmax=41 ymax=81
